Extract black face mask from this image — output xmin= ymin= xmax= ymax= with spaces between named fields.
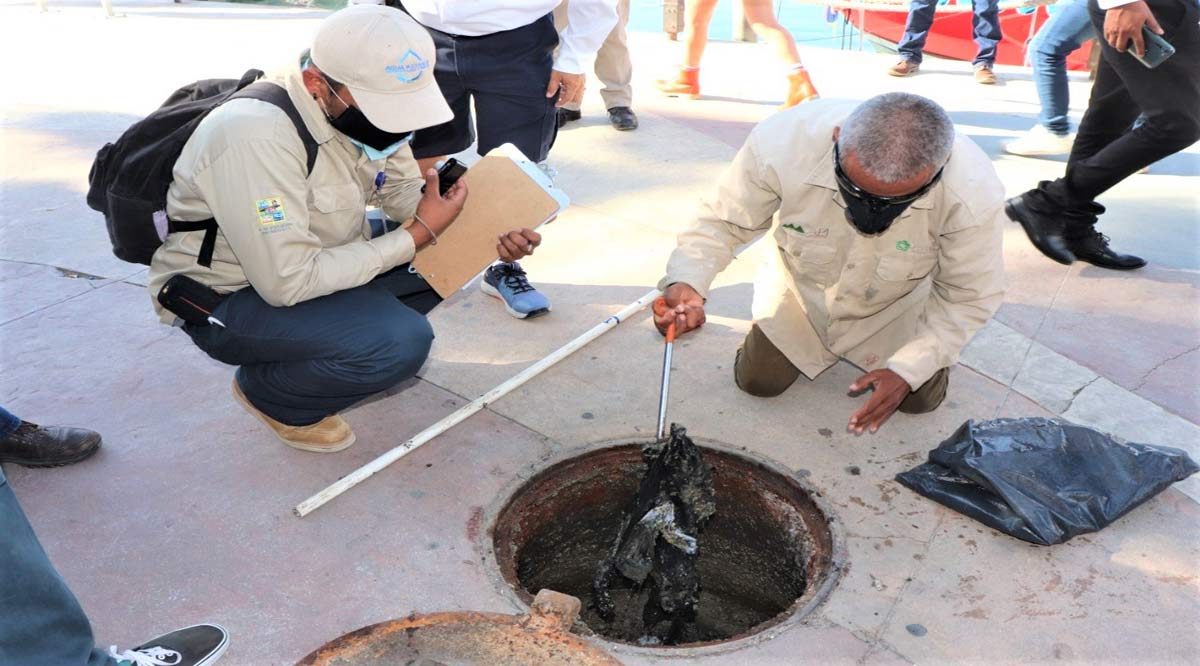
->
xmin=837 ymin=182 xmax=912 ymax=235
xmin=323 ymin=82 xmax=411 ymax=151
xmin=833 ymin=143 xmax=943 ymax=236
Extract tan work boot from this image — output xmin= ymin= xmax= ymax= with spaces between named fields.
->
xmin=782 ymin=68 xmax=820 ymax=108
xmin=656 ymin=67 xmax=700 ymax=98
xmin=974 ymin=63 xmax=997 ymax=85
xmin=888 ymin=59 xmax=919 ymax=77
xmin=231 ymin=380 xmax=355 ymax=453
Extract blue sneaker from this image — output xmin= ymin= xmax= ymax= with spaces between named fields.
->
xmin=481 ymin=262 xmax=551 ymax=319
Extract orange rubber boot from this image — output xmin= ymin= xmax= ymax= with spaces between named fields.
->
xmin=782 ymin=68 xmax=819 ymax=108
xmin=656 ymin=67 xmax=700 ymax=99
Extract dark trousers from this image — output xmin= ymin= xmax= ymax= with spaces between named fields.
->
xmin=409 ymin=14 xmax=561 ymax=162
xmin=0 ymin=466 xmax=116 ymax=666
xmin=898 ymin=0 xmax=1002 ymax=66
xmin=1039 ymin=0 xmax=1200 ymax=225
xmin=186 ymin=266 xmax=442 ymax=427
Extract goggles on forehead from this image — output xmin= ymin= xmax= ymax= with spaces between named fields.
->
xmin=832 ymin=143 xmax=944 ymax=212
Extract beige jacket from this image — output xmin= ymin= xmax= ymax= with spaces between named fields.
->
xmin=661 ymin=100 xmax=1005 ymax=389
xmin=147 ymin=61 xmax=425 ymax=324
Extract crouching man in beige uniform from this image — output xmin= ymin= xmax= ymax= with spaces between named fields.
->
xmin=654 ymin=93 xmax=1005 ymax=434
xmin=147 ymin=6 xmax=542 ymax=452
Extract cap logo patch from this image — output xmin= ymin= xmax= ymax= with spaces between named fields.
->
xmin=385 ymin=49 xmax=429 ymax=83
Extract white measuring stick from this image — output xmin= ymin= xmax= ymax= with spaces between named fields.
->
xmin=294 ymin=288 xmax=662 ymax=518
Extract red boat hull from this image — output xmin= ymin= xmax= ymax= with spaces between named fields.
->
xmin=847 ymin=6 xmax=1093 ymax=70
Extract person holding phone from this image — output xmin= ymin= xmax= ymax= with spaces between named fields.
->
xmin=1005 ymin=0 xmax=1199 ymax=270
xmin=147 ymin=7 xmax=543 ymax=454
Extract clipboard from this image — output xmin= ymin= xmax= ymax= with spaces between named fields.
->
xmin=411 ymin=145 xmax=567 ymax=298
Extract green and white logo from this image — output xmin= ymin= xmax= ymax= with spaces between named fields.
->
xmin=896 ymin=240 xmax=911 ymax=252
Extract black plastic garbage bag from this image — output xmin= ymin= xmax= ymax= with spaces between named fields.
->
xmin=896 ymin=418 xmax=1198 ymax=546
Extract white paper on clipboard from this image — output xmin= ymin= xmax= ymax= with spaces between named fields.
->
xmin=489 ymin=143 xmax=570 ymax=218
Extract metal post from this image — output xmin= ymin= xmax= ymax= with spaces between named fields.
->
xmin=663 ymin=0 xmax=685 ymax=41
xmin=731 ymin=1 xmax=755 ymax=42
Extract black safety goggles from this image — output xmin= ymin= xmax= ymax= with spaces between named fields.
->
xmin=833 ymin=143 xmax=944 ymax=212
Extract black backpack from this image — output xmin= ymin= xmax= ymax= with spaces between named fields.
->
xmin=86 ymin=69 xmax=318 ymax=267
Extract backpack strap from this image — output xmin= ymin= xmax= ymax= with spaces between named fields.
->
xmin=232 ymin=82 xmax=319 ymax=176
xmin=170 ymin=81 xmax=320 ymax=268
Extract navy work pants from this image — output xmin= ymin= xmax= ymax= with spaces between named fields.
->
xmin=186 ymin=266 xmax=441 ymax=427
xmin=0 ymin=465 xmax=116 ymax=666
xmin=409 ymin=14 xmax=561 ymax=162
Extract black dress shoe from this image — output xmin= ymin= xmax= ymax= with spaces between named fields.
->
xmin=1067 ymin=230 xmax=1147 ymax=270
xmin=1005 ymin=192 xmax=1075 ymax=265
xmin=0 ymin=421 xmax=101 ymax=467
xmin=607 ymin=106 xmax=639 ymax=131
xmin=556 ymin=107 xmax=581 ymax=129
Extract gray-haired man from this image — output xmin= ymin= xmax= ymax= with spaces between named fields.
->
xmin=654 ymin=94 xmax=1005 ymax=434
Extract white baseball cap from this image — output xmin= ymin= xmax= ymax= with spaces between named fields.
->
xmin=310 ymin=5 xmax=452 ymax=134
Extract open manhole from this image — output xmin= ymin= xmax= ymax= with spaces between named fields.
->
xmin=492 ymin=443 xmax=841 ymax=648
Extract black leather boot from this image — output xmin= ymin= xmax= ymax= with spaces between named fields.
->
xmin=1067 ymin=229 xmax=1147 ymax=270
xmin=1005 ymin=189 xmax=1075 ymax=265
xmin=0 ymin=421 xmax=102 ymax=468
xmin=607 ymin=106 xmax=638 ymax=131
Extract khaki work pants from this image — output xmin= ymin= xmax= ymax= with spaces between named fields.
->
xmin=734 ymin=324 xmax=949 ymax=414
xmin=553 ymin=0 xmax=634 ymax=111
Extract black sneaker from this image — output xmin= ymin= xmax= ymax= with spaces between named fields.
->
xmin=1005 ymin=190 xmax=1075 ymax=265
xmin=1067 ymin=229 xmax=1147 ymax=270
xmin=556 ymin=107 xmax=582 ymax=128
xmin=607 ymin=106 xmax=639 ymax=131
xmin=110 ymin=624 xmax=229 ymax=666
xmin=0 ymin=421 xmax=101 ymax=468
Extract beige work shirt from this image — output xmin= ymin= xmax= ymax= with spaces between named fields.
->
xmin=661 ymin=100 xmax=1005 ymax=389
xmin=147 ymin=62 xmax=425 ymax=324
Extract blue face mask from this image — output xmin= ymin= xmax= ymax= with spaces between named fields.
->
xmin=350 ymin=134 xmax=411 ymax=161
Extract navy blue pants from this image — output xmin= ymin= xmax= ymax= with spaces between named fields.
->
xmin=409 ymin=14 xmax=561 ymax=162
xmin=0 ymin=465 xmax=116 ymax=666
xmin=187 ymin=266 xmax=441 ymax=427
xmin=897 ymin=0 xmax=1002 ymax=66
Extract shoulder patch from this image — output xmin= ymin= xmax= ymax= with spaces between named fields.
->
xmin=256 ymin=197 xmax=286 ymax=225
xmin=255 ymin=196 xmax=291 ymax=234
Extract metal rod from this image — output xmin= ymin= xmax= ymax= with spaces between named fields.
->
xmin=295 ymin=288 xmax=663 ymax=518
xmin=656 ymin=323 xmax=676 ymax=441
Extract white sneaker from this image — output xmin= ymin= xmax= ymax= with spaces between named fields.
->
xmin=1004 ymin=125 xmax=1075 ymax=157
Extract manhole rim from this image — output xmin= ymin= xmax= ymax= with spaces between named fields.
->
xmin=478 ymin=434 xmax=848 ymax=658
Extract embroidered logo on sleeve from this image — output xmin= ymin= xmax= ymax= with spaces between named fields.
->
xmin=255 ymin=197 xmax=291 ymax=233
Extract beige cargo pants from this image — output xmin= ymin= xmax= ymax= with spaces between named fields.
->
xmin=553 ymin=0 xmax=634 ymax=111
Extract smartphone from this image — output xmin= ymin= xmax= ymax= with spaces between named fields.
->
xmin=1130 ymin=26 xmax=1175 ymax=69
xmin=421 ymin=158 xmax=469 ymax=196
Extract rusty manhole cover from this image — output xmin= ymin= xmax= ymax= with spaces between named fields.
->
xmin=297 ymin=590 xmax=623 ymax=665
xmin=491 ymin=442 xmax=842 ymax=648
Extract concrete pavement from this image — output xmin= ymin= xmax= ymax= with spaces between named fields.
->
xmin=1 ymin=2 xmax=1197 ymax=664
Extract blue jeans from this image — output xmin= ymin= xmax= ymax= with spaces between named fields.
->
xmin=185 ymin=266 xmax=441 ymax=426
xmin=898 ymin=0 xmax=1002 ymax=66
xmin=1031 ymin=0 xmax=1094 ymax=135
xmin=0 ymin=466 xmax=116 ymax=666
xmin=0 ymin=406 xmax=20 ymax=438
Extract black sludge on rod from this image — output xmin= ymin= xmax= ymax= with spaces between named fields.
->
xmin=592 ymin=423 xmax=717 ymax=645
